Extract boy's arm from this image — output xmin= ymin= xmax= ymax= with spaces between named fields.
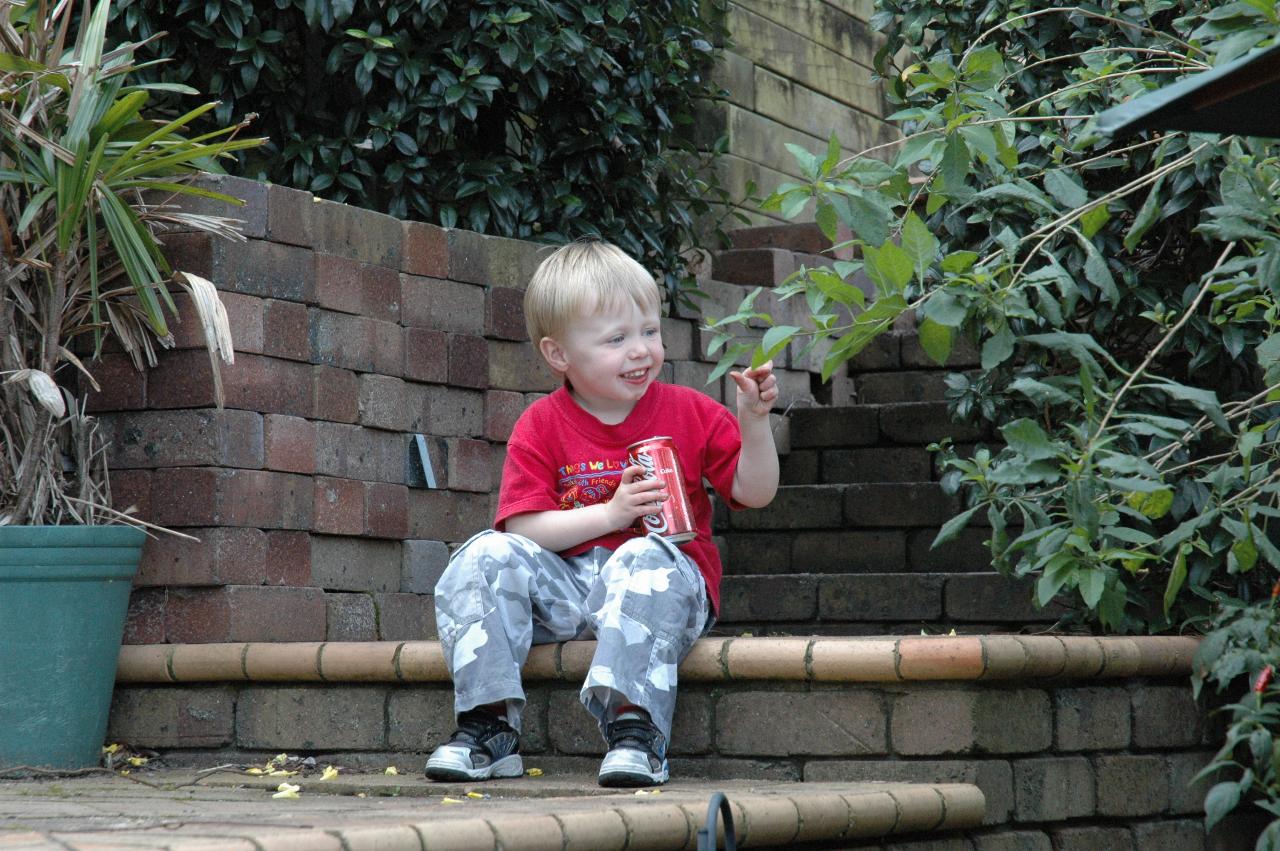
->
xmin=505 ymin=465 xmax=668 ymax=552
xmin=728 ymin=361 xmax=780 ymax=508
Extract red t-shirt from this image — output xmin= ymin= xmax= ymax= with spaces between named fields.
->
xmin=495 ymin=381 xmax=744 ymax=613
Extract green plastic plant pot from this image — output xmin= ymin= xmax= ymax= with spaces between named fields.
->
xmin=0 ymin=525 xmax=144 ymax=769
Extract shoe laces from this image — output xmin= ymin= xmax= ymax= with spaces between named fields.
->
xmin=607 ymin=716 xmax=660 ymax=754
xmin=453 ymin=708 xmax=510 ymax=746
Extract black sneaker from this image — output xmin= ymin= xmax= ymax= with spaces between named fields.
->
xmin=598 ymin=711 xmax=669 ymax=787
xmin=424 ymin=708 xmax=522 ymax=781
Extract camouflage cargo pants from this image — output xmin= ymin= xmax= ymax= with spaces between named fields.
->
xmin=434 ymin=529 xmax=710 ymax=742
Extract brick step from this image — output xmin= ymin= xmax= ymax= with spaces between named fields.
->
xmin=789 ymin=402 xmax=989 ymax=451
xmin=722 ymin=482 xmax=960 ymax=531
xmin=719 ymin=526 xmax=994 ymax=576
xmin=109 ymin=635 xmax=1210 ymax=847
xmin=717 ymin=573 xmax=1063 ymax=629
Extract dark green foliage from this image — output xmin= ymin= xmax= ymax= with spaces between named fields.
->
xmin=108 ymin=0 xmax=731 ymax=296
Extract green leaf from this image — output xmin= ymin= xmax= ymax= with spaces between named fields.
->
xmin=863 ymin=241 xmax=913 ymax=294
xmin=939 ymin=132 xmax=969 ymax=194
xmin=931 ymin=504 xmax=982 ymax=549
xmin=759 ymin=325 xmax=800 ymax=364
xmin=922 ymin=290 xmax=967 ymax=327
xmin=1232 ymin=536 xmax=1259 ymax=573
xmin=981 ymin=325 xmax=1015 ymax=369
xmin=917 ymin=317 xmax=953 ymax=366
xmin=1124 ymin=175 xmax=1164 ymax=250
xmin=1078 ymin=231 xmax=1119 ymax=302
xmin=1043 ymin=168 xmax=1087 ymax=209
xmin=842 ymin=190 xmax=892 ymax=247
xmin=1204 ymin=781 xmax=1241 ymax=831
xmin=1078 ymin=568 xmax=1107 ymax=609
xmin=1163 ymin=545 xmax=1188 ymax=616
xmin=1080 ymin=204 xmax=1110 ymax=239
xmin=785 ymin=143 xmax=821 ymax=180
xmin=940 ymin=251 xmax=978 ymax=274
xmin=901 ymin=211 xmax=939 ymax=283
xmin=1001 ymin=418 xmax=1058 ymax=461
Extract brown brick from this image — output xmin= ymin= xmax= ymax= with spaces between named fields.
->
xmin=722 ymin=531 xmax=791 ymax=575
xmin=822 ymin=447 xmax=933 ymax=484
xmin=228 ymin=585 xmax=326 ymax=641
xmin=266 ymin=183 xmax=313 ymax=247
xmin=1013 ymin=757 xmax=1095 ymax=822
xmin=314 ymin=253 xmax=362 ymax=314
xmin=442 ymin=438 xmax=493 ymax=493
xmin=404 ymin=327 xmax=448 ymax=384
xmin=164 ymin=233 xmax=315 ymax=303
xmin=1055 ymin=687 xmax=1131 ymax=751
xmin=170 ymin=174 xmax=269 ymax=238
xmin=792 ymin=530 xmax=907 ymax=573
xmin=718 ymin=575 xmax=817 ymax=622
xmin=402 ymin=540 xmax=450 ymax=594
xmin=790 ymin=407 xmax=879 ymax=448
xmin=945 ymin=574 xmax=1065 ymax=623
xmin=908 ymin=527 xmax=994 ymax=573
xmin=370 ymin=318 xmax=404 ymax=377
xmin=715 ymin=691 xmax=887 ymax=756
xmin=879 ymin=401 xmax=986 ymax=444
xmin=891 ymin=688 xmax=1051 ymax=755
xmin=728 ymin=222 xmax=836 ymax=255
xmin=313 ymin=422 xmax=382 ymax=481
xmin=236 ymin=685 xmax=387 ymax=750
xmin=423 ymin=386 xmax=485 ymax=437
xmin=374 ymin=592 xmax=437 ymax=640
xmin=1095 ymin=755 xmax=1171 ymax=817
xmin=1167 ymin=751 xmax=1216 ymax=815
xmin=165 ymin=586 xmax=230 ymax=642
xmin=485 ymin=389 xmax=525 ymax=442
xmin=407 ymin=489 xmax=491 ymax=542
xmin=263 ymin=414 xmax=315 ymax=474
xmin=311 ymin=535 xmax=402 ymax=592
xmin=400 ymin=274 xmax=484 ymax=333
xmin=1051 ymin=827 xmax=1133 ymax=851
xmin=662 ymin=318 xmax=693 ymax=361
xmin=362 ymin=262 xmax=401 ymax=323
xmin=265 ymin=530 xmax=312 ymax=586
xmin=312 ymin=365 xmax=359 ymax=423
xmin=152 ymin=467 xmax=313 ymax=529
xmin=387 ymin=689 xmax=458 ymax=752
xmin=365 ymin=481 xmax=408 ymax=539
xmin=108 ymin=687 xmax=234 ymax=748
xmin=970 ymin=833 xmax=1051 ymax=851
xmin=1131 ymin=685 xmax=1203 ymax=749
xmin=712 ymin=248 xmax=797 ymax=287
xmin=448 ymin=334 xmax=489 ymax=389
xmin=314 ymin=476 xmax=364 ymax=535
xmin=844 ymin=482 xmax=960 ymax=526
xmin=358 ymin=374 xmax=411 ymax=432
xmin=819 ymin=573 xmax=944 ymax=621
xmin=857 ymin=370 xmax=951 ymax=404
xmin=310 ymin=308 xmax=374 ymax=372
xmin=805 ymin=759 xmax=1014 ymax=827
xmin=1131 ymin=821 xmax=1205 ymax=851
xmin=448 ymin=228 xmax=545 ymax=288
xmin=729 ymin=485 xmax=843 ymax=530
xmin=486 ymin=286 xmax=527 ymax=341
xmin=111 ymin=469 xmax=152 ymax=521
xmin=148 ymin=350 xmax=312 ymax=417
xmin=83 ymin=353 xmax=147 ymax=412
xmin=122 ymin=588 xmax=166 ymax=644
xmin=489 ymin=340 xmax=558 ymax=392
xmin=100 ymin=409 xmax=263 ymax=470
xmin=263 ymin=299 xmax=311 ymax=361
xmin=136 ymin=526 xmax=268 ymax=587
xmin=901 ymin=331 xmax=981 ymax=368
xmin=327 ymin=592 xmax=377 ymax=641
xmin=401 ymin=221 xmax=448 ymax=277
xmin=311 ymin=198 xmax=401 ymax=268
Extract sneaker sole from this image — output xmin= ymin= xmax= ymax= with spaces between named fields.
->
xmin=425 ymin=753 xmax=523 ymax=782
xmin=597 ymin=765 xmax=669 ymax=788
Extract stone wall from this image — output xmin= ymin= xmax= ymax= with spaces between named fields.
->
xmin=92 ymin=176 xmax=834 ymax=647
xmin=703 ymin=0 xmax=898 ymax=225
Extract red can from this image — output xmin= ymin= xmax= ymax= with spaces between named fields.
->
xmin=626 ymin=436 xmax=697 ymax=543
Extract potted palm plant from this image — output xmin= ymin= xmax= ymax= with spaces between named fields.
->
xmin=0 ymin=0 xmax=262 ymax=769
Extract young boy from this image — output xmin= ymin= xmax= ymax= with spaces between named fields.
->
xmin=425 ymin=239 xmax=779 ymax=787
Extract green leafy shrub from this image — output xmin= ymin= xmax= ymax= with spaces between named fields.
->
xmin=108 ymin=0 xmax=731 ymax=297
xmin=704 ymin=1 xmax=1280 ymax=839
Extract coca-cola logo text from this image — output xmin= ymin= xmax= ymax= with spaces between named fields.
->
xmin=631 ymin=450 xmax=669 ymax=533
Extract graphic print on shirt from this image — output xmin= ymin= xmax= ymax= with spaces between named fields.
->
xmin=557 ymin=458 xmax=628 ymax=510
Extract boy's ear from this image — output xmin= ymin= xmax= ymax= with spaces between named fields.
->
xmin=539 ymin=336 xmax=568 ymax=373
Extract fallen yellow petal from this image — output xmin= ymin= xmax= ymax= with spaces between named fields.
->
xmin=272 ymin=783 xmax=301 ymax=799
xmin=525 ymin=768 xmax=543 ymax=777
xmin=384 ymin=766 xmax=399 ymax=776
xmin=102 ymin=744 xmax=121 ymax=755
xmin=320 ymin=766 xmax=339 ymax=781
xmin=126 ymin=757 xmax=148 ymax=767
xmin=245 ymin=768 xmax=265 ymax=775
xmin=441 ymin=797 xmax=464 ymax=805
xmin=465 ymin=791 xmax=486 ymax=799
xmin=356 ymin=792 xmax=367 ymax=798
xmin=120 ymin=770 xmax=130 ymax=776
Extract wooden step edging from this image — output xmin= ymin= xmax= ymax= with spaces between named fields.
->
xmin=116 ymin=635 xmax=1199 ymax=684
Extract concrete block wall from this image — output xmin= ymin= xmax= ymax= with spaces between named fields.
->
xmin=93 ymin=175 xmax=835 ymax=647
xmin=702 ymin=0 xmax=899 ymax=225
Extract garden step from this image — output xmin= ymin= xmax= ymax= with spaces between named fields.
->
xmin=724 ymin=482 xmax=960 ymax=531
xmin=719 ymin=527 xmax=995 ymax=576
xmin=716 ymin=573 xmax=1066 ymax=631
xmin=108 ymin=635 xmax=1210 ymax=847
xmin=789 ymin=402 xmax=989 ymax=449
xmin=728 ymin=221 xmax=847 ymax=256
xmin=0 ymin=770 xmax=985 ymax=850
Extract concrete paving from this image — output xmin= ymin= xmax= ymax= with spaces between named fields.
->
xmin=0 ymin=767 xmax=986 ymax=849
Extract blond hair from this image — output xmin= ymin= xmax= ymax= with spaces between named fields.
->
xmin=524 ymin=240 xmax=661 ymax=343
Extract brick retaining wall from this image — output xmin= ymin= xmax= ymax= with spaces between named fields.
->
xmin=94 ymin=176 xmax=838 ymax=646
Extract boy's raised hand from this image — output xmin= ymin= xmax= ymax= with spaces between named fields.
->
xmin=605 ymin=465 xmax=668 ymax=530
xmin=729 ymin=360 xmax=779 ymax=420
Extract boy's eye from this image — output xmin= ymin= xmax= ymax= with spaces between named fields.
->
xmin=643 ymin=327 xmax=659 ymax=337
xmin=608 ymin=336 xmax=624 ymax=344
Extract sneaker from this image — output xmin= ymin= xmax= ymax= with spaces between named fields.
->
xmin=425 ymin=708 xmax=523 ymax=781
xmin=598 ymin=711 xmax=669 ymax=787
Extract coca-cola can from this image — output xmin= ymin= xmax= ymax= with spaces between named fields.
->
xmin=626 ymin=436 xmax=697 ymax=543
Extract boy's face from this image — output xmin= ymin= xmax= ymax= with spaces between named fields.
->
xmin=540 ymin=298 xmax=664 ymax=421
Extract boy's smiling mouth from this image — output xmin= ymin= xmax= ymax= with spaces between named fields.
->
xmin=622 ymin=368 xmax=649 ymax=381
